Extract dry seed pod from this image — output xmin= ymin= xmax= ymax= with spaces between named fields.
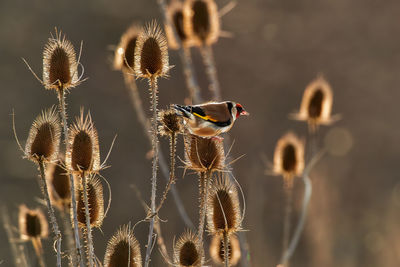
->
xmin=75 ymin=176 xmax=104 ymax=228
xmin=273 ymin=132 xmax=304 ymax=185
xmin=25 ymin=107 xmax=61 ymax=163
xmin=292 ymin=76 xmax=336 ymax=132
xmin=165 ymin=0 xmax=191 ymax=49
xmin=46 ymin=159 xmax=71 ymax=211
xmin=159 ymin=109 xmax=183 ymax=136
xmin=104 ymin=225 xmax=142 ymax=267
xmin=174 ymin=231 xmax=203 ymax=267
xmin=134 ymin=21 xmax=169 ymax=79
xmin=183 ymin=0 xmax=220 ymax=46
xmin=43 ymin=29 xmax=79 ymax=91
xmin=184 ymin=134 xmax=225 ymax=172
xmin=207 ymin=176 xmax=241 ymax=235
xmin=114 ymin=25 xmax=141 ymax=72
xmin=66 ymin=110 xmax=100 ymax=175
xmin=210 ymin=234 xmax=241 ymax=266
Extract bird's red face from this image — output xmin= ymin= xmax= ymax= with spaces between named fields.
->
xmin=235 ymin=103 xmax=249 ymax=118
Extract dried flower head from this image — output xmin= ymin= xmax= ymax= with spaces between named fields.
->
xmin=183 ymin=0 xmax=220 ymax=46
xmin=25 ymin=107 xmax=61 ymax=163
xmin=207 ymin=176 xmax=241 ymax=235
xmin=273 ymin=132 xmax=304 ymax=185
xmin=19 ymin=204 xmax=49 ymax=240
xmin=292 ymin=76 xmax=335 ymax=132
xmin=165 ymin=1 xmax=191 ymax=49
xmin=134 ymin=21 xmax=169 ymax=79
xmin=75 ymin=176 xmax=104 ymax=228
xmin=159 ymin=109 xmax=183 ymax=136
xmin=174 ymin=231 xmax=203 ymax=267
xmin=184 ymin=134 xmax=225 ymax=172
xmin=43 ymin=29 xmax=79 ymax=91
xmin=66 ymin=110 xmax=100 ymax=175
xmin=104 ymin=225 xmax=142 ymax=267
xmin=46 ymin=159 xmax=71 ymax=211
xmin=210 ymin=234 xmax=241 ymax=266
xmin=114 ymin=25 xmax=141 ymax=72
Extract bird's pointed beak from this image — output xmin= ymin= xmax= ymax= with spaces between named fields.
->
xmin=240 ymin=110 xmax=250 ymax=116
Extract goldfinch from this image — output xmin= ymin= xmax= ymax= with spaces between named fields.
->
xmin=173 ymin=101 xmax=249 ymax=137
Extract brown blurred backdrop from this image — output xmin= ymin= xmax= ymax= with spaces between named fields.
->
xmin=1 ymin=0 xmax=400 ymax=266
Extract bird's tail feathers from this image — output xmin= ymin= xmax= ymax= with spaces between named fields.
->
xmin=173 ymin=104 xmax=191 ymax=118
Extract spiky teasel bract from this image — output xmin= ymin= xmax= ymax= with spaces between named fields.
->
xmin=43 ymin=29 xmax=80 ymax=91
xmin=184 ymin=134 xmax=225 ymax=173
xmin=291 ymin=76 xmax=337 ymax=132
xmin=273 ymin=132 xmax=305 ymax=188
xmin=210 ymin=234 xmax=241 ymax=266
xmin=19 ymin=204 xmax=48 ymax=255
xmin=165 ymin=0 xmax=191 ymax=49
xmin=159 ymin=108 xmax=183 ymax=136
xmin=75 ymin=175 xmax=104 ymax=228
xmin=134 ymin=21 xmax=169 ymax=79
xmin=104 ymin=225 xmax=142 ymax=267
xmin=66 ymin=109 xmax=100 ymax=176
xmin=25 ymin=106 xmax=61 ymax=164
xmin=174 ymin=231 xmax=203 ymax=267
xmin=46 ymin=158 xmax=71 ymax=211
xmin=207 ymin=176 xmax=241 ymax=235
xmin=114 ymin=25 xmax=141 ymax=72
xmin=183 ymin=0 xmax=220 ymax=46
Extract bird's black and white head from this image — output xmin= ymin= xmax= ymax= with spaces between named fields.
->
xmin=228 ymin=101 xmax=249 ymax=120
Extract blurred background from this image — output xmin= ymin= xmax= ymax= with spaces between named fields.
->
xmin=1 ymin=0 xmax=399 ymax=266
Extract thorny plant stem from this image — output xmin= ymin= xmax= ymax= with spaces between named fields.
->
xmin=280 ymin=181 xmax=294 ymax=266
xmin=38 ymin=160 xmax=62 ymax=267
xmin=198 ymin=171 xmax=211 ymax=246
xmin=200 ymin=45 xmax=221 ymax=101
xmin=156 ymin=0 xmax=202 ymax=104
xmin=82 ymin=174 xmax=94 ymax=267
xmin=223 ymin=232 xmax=230 ymax=267
xmin=61 ymin=205 xmax=77 ymax=267
xmin=144 ymin=77 xmax=160 ymax=267
xmin=123 ymin=74 xmax=194 ymax=229
xmin=32 ymin=238 xmax=46 ymax=267
xmin=156 ymin=132 xmax=177 ymax=213
xmin=58 ymin=89 xmax=84 ymax=267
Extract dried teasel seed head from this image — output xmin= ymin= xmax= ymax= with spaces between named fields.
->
xmin=75 ymin=176 xmax=104 ymax=228
xmin=207 ymin=176 xmax=241 ymax=235
xmin=210 ymin=234 xmax=241 ymax=266
xmin=25 ymin=107 xmax=61 ymax=163
xmin=43 ymin=29 xmax=79 ymax=91
xmin=134 ymin=21 xmax=169 ymax=79
xmin=165 ymin=1 xmax=191 ymax=49
xmin=174 ymin=231 xmax=203 ymax=267
xmin=19 ymin=204 xmax=48 ymax=240
xmin=46 ymin=158 xmax=71 ymax=211
xmin=104 ymin=225 xmax=142 ymax=267
xmin=184 ymin=134 xmax=225 ymax=172
xmin=66 ymin=109 xmax=100 ymax=175
xmin=292 ymin=76 xmax=336 ymax=132
xmin=183 ymin=0 xmax=220 ymax=46
xmin=159 ymin=109 xmax=183 ymax=136
xmin=114 ymin=25 xmax=141 ymax=72
xmin=273 ymin=132 xmax=304 ymax=185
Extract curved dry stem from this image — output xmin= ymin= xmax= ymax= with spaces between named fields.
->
xmin=58 ymin=88 xmax=84 ymax=267
xmin=281 ymin=182 xmax=293 ymax=265
xmin=38 ymin=160 xmax=62 ymax=267
xmin=81 ymin=174 xmax=94 ymax=267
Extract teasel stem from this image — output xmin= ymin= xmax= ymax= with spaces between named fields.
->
xmin=200 ymin=45 xmax=221 ymax=101
xmin=38 ymin=160 xmax=62 ymax=267
xmin=61 ymin=204 xmax=77 ymax=267
xmin=156 ymin=131 xmax=177 ymax=213
xmin=122 ymin=74 xmax=194 ymax=229
xmin=281 ymin=181 xmax=293 ymax=267
xmin=57 ymin=88 xmax=84 ymax=267
xmin=81 ymin=173 xmax=95 ymax=267
xmin=223 ymin=232 xmax=230 ymax=267
xmin=198 ymin=170 xmax=211 ymax=246
xmin=144 ymin=77 xmax=160 ymax=267
xmin=32 ymin=237 xmax=46 ymax=267
xmin=156 ymin=0 xmax=202 ymax=104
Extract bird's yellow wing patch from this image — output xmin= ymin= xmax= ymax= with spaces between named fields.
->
xmin=192 ymin=112 xmax=218 ymax=122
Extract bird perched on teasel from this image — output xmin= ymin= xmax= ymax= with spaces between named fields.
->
xmin=173 ymin=101 xmax=249 ymax=137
